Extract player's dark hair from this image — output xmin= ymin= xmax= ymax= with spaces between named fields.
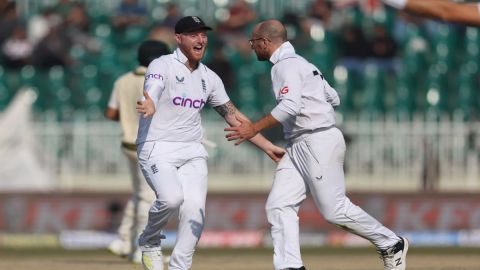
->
xmin=137 ymin=40 xmax=170 ymax=67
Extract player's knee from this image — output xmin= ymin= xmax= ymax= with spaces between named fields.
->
xmin=265 ymin=205 xmax=282 ymax=225
xmin=152 ymin=196 xmax=183 ymax=212
xmin=322 ymin=206 xmax=346 ymax=225
xmin=323 ymin=211 xmax=340 ymax=224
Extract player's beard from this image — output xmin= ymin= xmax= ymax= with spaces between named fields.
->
xmin=181 ymin=45 xmax=206 ymax=67
xmin=255 ymin=50 xmax=269 ymax=61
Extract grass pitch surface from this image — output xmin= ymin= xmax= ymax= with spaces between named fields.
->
xmin=1 ymin=247 xmax=479 ymax=270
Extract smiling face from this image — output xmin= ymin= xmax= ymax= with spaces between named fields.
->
xmin=175 ymin=30 xmax=208 ymax=69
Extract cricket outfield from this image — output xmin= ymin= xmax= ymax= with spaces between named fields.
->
xmin=1 ymin=247 xmax=479 ymax=270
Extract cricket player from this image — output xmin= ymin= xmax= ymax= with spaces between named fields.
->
xmin=225 ymin=20 xmax=408 ymax=270
xmin=135 ymin=16 xmax=285 ymax=270
xmin=105 ymin=40 xmax=170 ymax=263
xmin=382 ymin=0 xmax=480 ymax=26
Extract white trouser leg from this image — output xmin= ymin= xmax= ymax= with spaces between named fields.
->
xmin=168 ymin=157 xmax=207 ymax=270
xmin=288 ymin=128 xmax=400 ymax=250
xmin=117 ymin=148 xmax=155 ymax=254
xmin=137 ymin=141 xmax=208 ymax=270
xmin=266 ymin=155 xmax=307 ymax=270
xmin=138 ymin=160 xmax=184 ymax=248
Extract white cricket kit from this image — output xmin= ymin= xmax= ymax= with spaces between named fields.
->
xmin=107 ymin=67 xmax=156 ymax=256
xmin=136 ymin=48 xmax=229 ymax=270
xmin=269 ymin=42 xmax=339 ymax=141
xmin=137 ymin=50 xmax=229 ymax=144
xmin=266 ymin=42 xmax=400 ymax=270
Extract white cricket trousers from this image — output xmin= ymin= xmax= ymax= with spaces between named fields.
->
xmin=117 ymin=148 xmax=155 ymax=253
xmin=137 ymin=141 xmax=208 ymax=270
xmin=266 ymin=127 xmax=400 ymax=270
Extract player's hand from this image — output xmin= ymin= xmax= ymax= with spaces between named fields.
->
xmin=136 ymin=90 xmax=155 ymax=118
xmin=265 ymin=144 xmax=286 ymax=163
xmin=224 ymin=117 xmax=258 ymax=145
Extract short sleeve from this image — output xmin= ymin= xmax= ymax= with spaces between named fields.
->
xmin=143 ymin=58 xmax=167 ymax=104
xmin=107 ymin=81 xmax=120 ymax=109
xmin=207 ymin=72 xmax=230 ymax=107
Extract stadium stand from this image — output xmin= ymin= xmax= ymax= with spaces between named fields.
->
xmin=0 ymin=0 xmax=477 ymax=120
xmin=1 ymin=0 xmax=480 ymax=192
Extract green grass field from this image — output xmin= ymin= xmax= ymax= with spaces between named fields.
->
xmin=1 ymin=247 xmax=480 ymax=270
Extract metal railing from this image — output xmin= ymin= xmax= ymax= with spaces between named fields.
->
xmin=32 ymin=118 xmax=480 ymax=192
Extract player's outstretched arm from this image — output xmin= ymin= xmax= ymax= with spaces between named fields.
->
xmin=136 ymin=90 xmax=156 ymax=118
xmin=383 ymin=0 xmax=480 ymax=26
xmin=224 ymin=114 xmax=279 ymax=145
xmin=214 ymin=101 xmax=285 ymax=162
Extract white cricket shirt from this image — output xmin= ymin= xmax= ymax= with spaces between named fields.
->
xmin=136 ymin=48 xmax=230 ymax=144
xmin=269 ymin=41 xmax=340 ymax=141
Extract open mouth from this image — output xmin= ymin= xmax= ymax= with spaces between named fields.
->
xmin=193 ymin=45 xmax=203 ymax=53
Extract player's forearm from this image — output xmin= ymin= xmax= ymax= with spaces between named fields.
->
xmin=105 ymin=107 xmax=120 ymax=121
xmin=246 ymin=114 xmax=280 ymax=149
xmin=384 ymin=0 xmax=480 ymax=26
xmin=224 ymin=109 xmax=278 ymax=150
xmin=406 ymin=1 xmax=460 ymax=21
xmin=251 ymin=114 xmax=279 ymax=135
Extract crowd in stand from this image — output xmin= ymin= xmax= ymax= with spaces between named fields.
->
xmin=1 ymin=0 xmax=466 ymax=71
xmin=1 ymin=0 xmax=474 ymax=119
xmin=0 ymin=0 xmax=423 ymax=71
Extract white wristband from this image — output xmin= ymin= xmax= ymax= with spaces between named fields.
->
xmin=382 ymin=0 xmax=407 ymax=9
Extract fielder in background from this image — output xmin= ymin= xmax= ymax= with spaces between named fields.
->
xmin=225 ymin=19 xmax=409 ymax=270
xmin=382 ymin=0 xmax=480 ymax=26
xmin=135 ymin=16 xmax=285 ymax=270
xmin=105 ymin=40 xmax=170 ymax=263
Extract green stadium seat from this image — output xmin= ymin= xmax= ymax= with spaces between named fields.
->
xmin=117 ymin=47 xmax=138 ymax=70
xmin=333 ymin=65 xmax=357 ymax=117
xmin=48 ymin=67 xmax=75 ymax=120
xmin=95 ymin=43 xmax=118 ymax=70
xmin=4 ymin=69 xmax=22 ymax=98
xmin=361 ymin=64 xmax=385 ymax=120
xmin=423 ymin=62 xmax=449 ymax=120
xmin=305 ymin=30 xmax=337 ymax=80
xmin=19 ymin=65 xmax=36 ymax=87
xmin=455 ymin=61 xmax=478 ymax=120
xmin=464 ymin=27 xmax=480 ymax=63
xmin=114 ymin=26 xmax=148 ymax=48
xmin=394 ymin=69 xmax=415 ymax=120
xmin=0 ymin=67 xmax=10 ymax=111
xmin=430 ymin=24 xmax=462 ymax=67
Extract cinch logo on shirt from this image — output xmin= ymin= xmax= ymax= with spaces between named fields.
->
xmin=145 ymin=73 xmax=163 ymax=80
xmin=172 ymin=96 xmax=206 ymax=109
xmin=280 ymin=86 xmax=289 ymax=94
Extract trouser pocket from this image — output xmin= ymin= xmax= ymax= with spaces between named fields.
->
xmin=289 ymin=140 xmax=324 ymax=181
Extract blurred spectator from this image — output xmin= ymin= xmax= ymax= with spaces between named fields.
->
xmin=393 ymin=11 xmax=428 ymax=45
xmin=51 ymin=0 xmax=75 ymax=18
xmin=1 ymin=24 xmax=33 ymax=69
xmin=0 ymin=2 xmax=22 ymax=46
xmin=162 ymin=3 xmax=182 ymax=29
xmin=147 ymin=3 xmax=182 ymax=49
xmin=281 ymin=12 xmax=303 ymax=43
xmin=65 ymin=2 xmax=100 ymax=52
xmin=281 ymin=12 xmax=314 ymax=52
xmin=66 ymin=2 xmax=90 ymax=32
xmin=338 ymin=24 xmax=370 ymax=73
xmin=148 ymin=25 xmax=175 ymax=49
xmin=217 ymin=0 xmax=256 ymax=46
xmin=308 ymin=0 xmax=333 ymax=29
xmin=27 ymin=7 xmax=61 ymax=45
xmin=206 ymin=43 xmax=235 ymax=93
xmin=112 ymin=0 xmax=148 ymax=30
xmin=369 ymin=23 xmax=398 ymax=72
xmin=32 ymin=23 xmax=72 ymax=69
